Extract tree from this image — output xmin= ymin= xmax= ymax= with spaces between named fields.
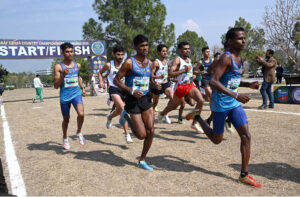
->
xmin=263 ymin=0 xmax=300 ymax=71
xmin=221 ymin=17 xmax=266 ymax=73
xmin=173 ymin=30 xmax=208 ymax=63
xmin=82 ymin=0 xmax=175 ymax=60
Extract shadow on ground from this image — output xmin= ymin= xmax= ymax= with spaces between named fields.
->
xmin=229 ymin=162 xmax=300 ymax=183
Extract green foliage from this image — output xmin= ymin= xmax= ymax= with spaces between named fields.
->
xmin=221 ymin=17 xmax=266 ymax=73
xmin=292 ymin=21 xmax=300 ymax=50
xmin=173 ymin=30 xmax=208 ymax=63
xmin=82 ymin=0 xmax=175 ymax=60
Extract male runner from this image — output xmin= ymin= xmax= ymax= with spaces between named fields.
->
xmin=54 ymin=42 xmax=86 ymax=150
xmin=114 ymin=35 xmax=155 ymax=171
xmin=194 ymin=28 xmax=262 ymax=187
xmin=150 ymin=44 xmax=172 ymax=124
xmin=158 ymin=42 xmax=204 ymax=131
xmin=98 ymin=45 xmax=133 ymax=143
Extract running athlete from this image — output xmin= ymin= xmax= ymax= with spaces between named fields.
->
xmin=194 ymin=28 xmax=262 ymax=188
xmin=98 ymin=45 xmax=133 ymax=143
xmin=54 ymin=42 xmax=86 ymax=150
xmin=114 ymin=35 xmax=155 ymax=171
xmin=150 ymin=44 xmax=172 ymax=124
xmin=158 ymin=42 xmax=204 ymax=131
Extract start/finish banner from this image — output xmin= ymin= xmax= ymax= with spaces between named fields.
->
xmin=0 ymin=39 xmax=106 ymax=59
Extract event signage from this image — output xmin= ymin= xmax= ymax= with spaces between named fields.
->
xmin=0 ymin=39 xmax=106 ymax=59
xmin=274 ymin=86 xmax=300 ymax=104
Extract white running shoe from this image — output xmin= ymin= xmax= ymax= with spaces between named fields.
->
xmin=77 ymin=133 xmax=86 ymax=145
xmin=126 ymin=134 xmax=133 ymax=143
xmin=63 ymin=138 xmax=70 ymax=150
xmin=191 ymin=123 xmax=204 ymax=133
xmin=225 ymin=121 xmax=235 ymax=134
xmin=164 ymin=115 xmax=171 ymax=124
xmin=107 ymin=97 xmax=111 ymax=106
xmin=106 ymin=112 xmax=113 ymax=129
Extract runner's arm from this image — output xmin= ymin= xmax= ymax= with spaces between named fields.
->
xmin=151 ymin=60 xmax=164 ymax=80
xmin=77 ymin=64 xmax=86 ymax=96
xmin=114 ymin=58 xmax=132 ymax=94
xmin=54 ymin=64 xmax=64 ymax=89
xmin=169 ymin=57 xmax=190 ymax=77
xmin=98 ymin=62 xmax=110 ymax=88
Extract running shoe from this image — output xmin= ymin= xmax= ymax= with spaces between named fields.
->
xmin=138 ymin=161 xmax=153 ymax=171
xmin=107 ymin=97 xmax=111 ymax=106
xmin=225 ymin=120 xmax=235 ymax=134
xmin=154 ymin=106 xmax=158 ymax=112
xmin=191 ymin=123 xmax=204 ymax=133
xmin=77 ymin=133 xmax=86 ymax=145
xmin=185 ymin=110 xmax=201 ymax=121
xmin=164 ymin=114 xmax=171 ymax=124
xmin=119 ymin=110 xmax=128 ymax=126
xmin=32 ymin=98 xmax=35 ymax=103
xmin=106 ymin=113 xmax=113 ymax=129
xmin=177 ymin=119 xmax=184 ymax=124
xmin=62 ymin=138 xmax=70 ymax=150
xmin=157 ymin=112 xmax=164 ymax=123
xmin=125 ymin=134 xmax=133 ymax=143
xmin=239 ymin=175 xmax=262 ymax=188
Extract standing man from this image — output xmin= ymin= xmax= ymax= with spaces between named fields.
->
xmin=256 ymin=49 xmax=277 ymax=109
xmin=114 ymin=35 xmax=155 ymax=171
xmin=32 ymin=74 xmax=44 ymax=103
xmin=276 ymin=64 xmax=284 ymax=84
xmin=158 ymin=41 xmax=204 ymax=131
xmin=98 ymin=45 xmax=133 ymax=143
xmin=194 ymin=28 xmax=262 ymax=188
xmin=54 ymin=42 xmax=86 ymax=150
xmin=150 ymin=44 xmax=173 ymax=124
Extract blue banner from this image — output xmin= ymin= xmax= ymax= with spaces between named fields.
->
xmin=0 ymin=39 xmax=106 ymax=59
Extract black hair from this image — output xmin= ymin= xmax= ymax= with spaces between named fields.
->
xmin=214 ymin=52 xmax=221 ymax=58
xmin=36 ymin=74 xmax=40 ymax=77
xmin=133 ymin=34 xmax=148 ymax=46
xmin=225 ymin=27 xmax=245 ymax=45
xmin=157 ymin=44 xmax=168 ymax=52
xmin=113 ymin=45 xmax=125 ymax=53
xmin=267 ymin=49 xmax=274 ymax=55
xmin=201 ymin=46 xmax=209 ymax=53
xmin=60 ymin=42 xmax=74 ymax=52
xmin=177 ymin=41 xmax=189 ymax=49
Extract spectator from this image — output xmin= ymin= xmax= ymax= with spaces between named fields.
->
xmin=33 ymin=74 xmax=44 ymax=103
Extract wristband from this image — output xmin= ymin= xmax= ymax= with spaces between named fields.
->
xmin=131 ymin=89 xmax=134 ymax=95
xmin=235 ymin=92 xmax=239 ymax=99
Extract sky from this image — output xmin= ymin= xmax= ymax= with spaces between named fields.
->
xmin=0 ymin=0 xmax=277 ymax=73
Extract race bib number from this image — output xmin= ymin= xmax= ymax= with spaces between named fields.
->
xmin=133 ymin=76 xmax=149 ymax=93
xmin=64 ymin=77 xmax=78 ymax=88
xmin=227 ymin=78 xmax=240 ymax=91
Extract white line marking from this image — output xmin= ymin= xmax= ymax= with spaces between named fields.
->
xmin=32 ymin=107 xmax=41 ymax=109
xmin=1 ymin=105 xmax=27 ymax=196
xmin=245 ymin=108 xmax=300 ymax=116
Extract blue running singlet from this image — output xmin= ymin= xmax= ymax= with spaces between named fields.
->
xmin=125 ymin=57 xmax=151 ymax=95
xmin=59 ymin=62 xmax=82 ymax=103
xmin=211 ymin=51 xmax=243 ymax=112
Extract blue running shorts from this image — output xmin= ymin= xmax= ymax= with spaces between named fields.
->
xmin=212 ymin=105 xmax=248 ymax=134
xmin=60 ymin=95 xmax=83 ymax=117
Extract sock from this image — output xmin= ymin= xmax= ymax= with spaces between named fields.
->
xmin=240 ymin=171 xmax=248 ymax=178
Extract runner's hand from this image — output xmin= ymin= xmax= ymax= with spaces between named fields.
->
xmin=236 ymin=93 xmax=251 ymax=104
xmin=249 ymin=81 xmax=259 ymax=89
xmin=155 ymin=82 xmax=162 ymax=90
xmin=63 ymin=68 xmax=69 ymax=76
xmin=132 ymin=89 xmax=144 ymax=98
xmin=185 ymin=65 xmax=192 ymax=72
xmin=98 ymin=81 xmax=105 ymax=88
xmin=82 ymin=88 xmax=86 ymax=97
